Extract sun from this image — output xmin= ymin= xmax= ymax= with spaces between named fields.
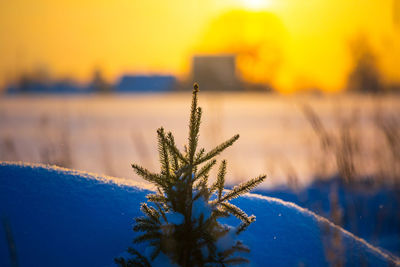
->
xmin=242 ymin=0 xmax=273 ymax=10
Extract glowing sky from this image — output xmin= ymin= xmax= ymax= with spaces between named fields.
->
xmin=0 ymin=0 xmax=399 ymax=92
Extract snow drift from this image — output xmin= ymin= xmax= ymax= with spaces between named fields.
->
xmin=0 ymin=162 xmax=398 ymax=266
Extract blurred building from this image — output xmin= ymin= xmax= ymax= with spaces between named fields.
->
xmin=116 ymin=75 xmax=176 ymax=93
xmin=191 ymin=55 xmax=241 ymax=91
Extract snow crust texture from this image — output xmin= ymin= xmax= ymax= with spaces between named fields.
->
xmin=0 ymin=162 xmax=398 ymax=266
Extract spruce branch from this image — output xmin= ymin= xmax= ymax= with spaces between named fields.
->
xmin=195 ymin=148 xmax=205 ymax=162
xmin=131 ymin=164 xmax=166 ymax=188
xmin=210 ymin=208 xmax=230 ymax=220
xmin=166 ymin=132 xmax=179 ymax=171
xmin=115 ymin=247 xmax=151 ymax=267
xmin=140 ymin=203 xmax=160 ymax=223
xmin=221 ymin=175 xmax=266 ymax=202
xmin=221 ymin=242 xmax=250 ymax=259
xmin=188 ymin=83 xmax=201 ymax=164
xmin=161 ymin=132 xmax=188 ymax=165
xmin=157 ymin=128 xmax=171 ymax=179
xmin=232 ymin=241 xmax=250 ymax=253
xmin=212 ymin=160 xmax=227 ymax=201
xmin=154 ymin=202 xmax=168 ymax=222
xmin=134 ymin=216 xmax=157 ymax=226
xmin=146 ymin=193 xmax=167 ymax=204
xmin=133 ymin=222 xmax=160 ymax=232
xmin=236 ymin=216 xmax=255 ymax=235
xmin=196 ymin=135 xmax=240 ymax=165
xmin=195 ymin=159 xmax=217 ymax=182
xmin=220 ymin=202 xmax=251 ymax=224
xmin=134 ymin=231 xmax=162 ymax=244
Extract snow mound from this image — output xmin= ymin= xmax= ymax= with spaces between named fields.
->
xmin=0 ymin=162 xmax=398 ymax=267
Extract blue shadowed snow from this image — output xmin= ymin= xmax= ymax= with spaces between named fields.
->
xmin=0 ymin=162 xmax=150 ymax=267
xmin=253 ymin=177 xmax=400 ymax=257
xmin=0 ymin=162 xmax=399 ymax=266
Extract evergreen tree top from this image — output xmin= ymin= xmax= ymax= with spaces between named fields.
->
xmin=116 ymin=83 xmax=266 ymax=267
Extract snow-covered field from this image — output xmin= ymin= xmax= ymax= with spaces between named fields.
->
xmin=1 ymin=93 xmax=399 ymax=265
xmin=1 ymin=93 xmax=399 ymax=188
xmin=1 ymin=162 xmax=399 ymax=266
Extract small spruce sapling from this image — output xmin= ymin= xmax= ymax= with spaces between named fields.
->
xmin=115 ymin=84 xmax=266 ymax=266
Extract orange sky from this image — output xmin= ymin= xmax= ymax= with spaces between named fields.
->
xmin=0 ymin=0 xmax=399 ymax=92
